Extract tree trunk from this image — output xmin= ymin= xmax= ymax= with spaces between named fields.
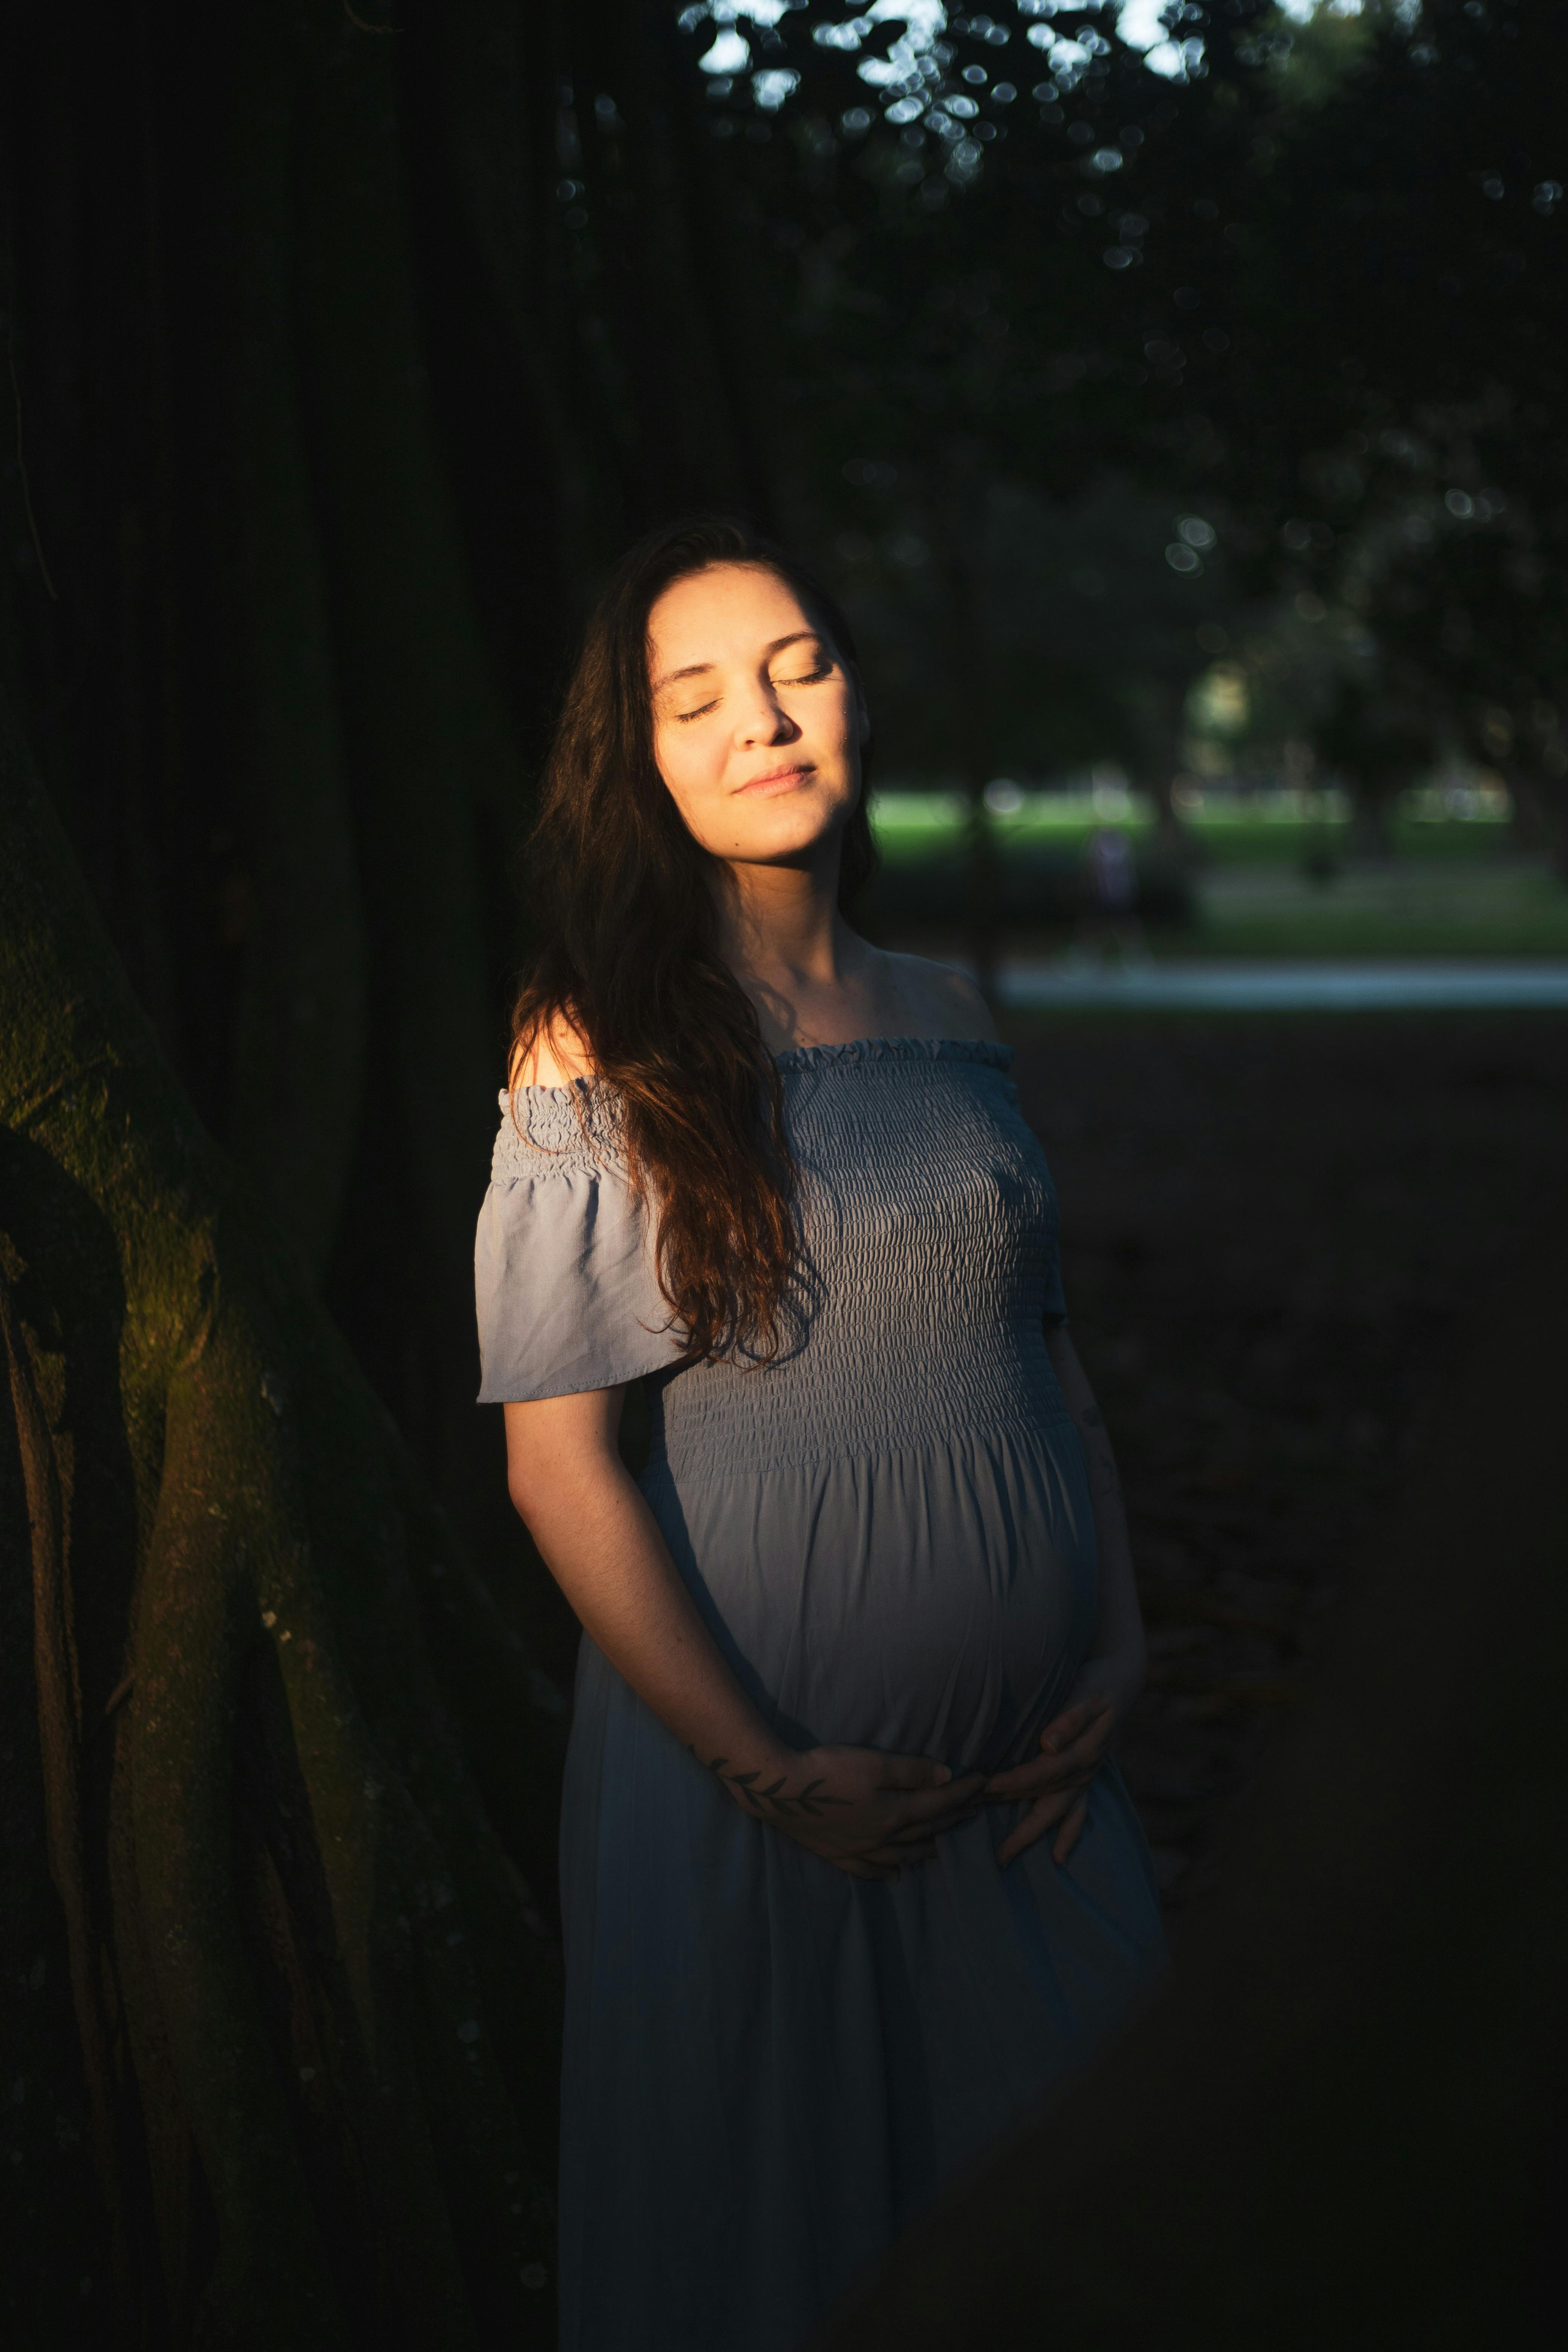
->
xmin=284 ymin=4 xmax=539 ymax=1622
xmin=565 ymin=0 xmax=772 ymax=522
xmin=1 ymin=704 xmax=562 ymax=2347
xmin=1 ymin=0 xmax=582 ymax=1715
xmin=412 ymin=0 xmax=606 ymax=629
xmin=1499 ymin=756 xmax=1568 ymax=881
xmin=1127 ymin=673 xmax=1196 ymax=862
xmin=225 ymin=3 xmax=368 ymax=1283
xmin=927 ymin=464 xmax=998 ymax=1002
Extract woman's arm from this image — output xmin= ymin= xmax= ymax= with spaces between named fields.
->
xmin=984 ymin=1327 xmax=1148 ymax=1867
xmin=504 ymin=1389 xmax=982 ymax=1879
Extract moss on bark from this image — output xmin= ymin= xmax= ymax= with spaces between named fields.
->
xmin=1 ymin=704 xmax=562 ymax=2345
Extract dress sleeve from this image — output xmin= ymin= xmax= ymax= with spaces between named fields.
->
xmin=474 ymin=1088 xmax=686 ymax=1403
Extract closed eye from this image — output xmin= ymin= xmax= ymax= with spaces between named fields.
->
xmin=673 ymin=655 xmax=833 ymax=721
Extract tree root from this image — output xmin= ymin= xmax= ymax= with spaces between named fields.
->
xmin=2 ymin=721 xmax=562 ymax=2343
xmin=1 ymin=1267 xmax=129 ymax=2322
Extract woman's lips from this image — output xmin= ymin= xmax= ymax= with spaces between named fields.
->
xmin=733 ymin=763 xmax=816 ymax=797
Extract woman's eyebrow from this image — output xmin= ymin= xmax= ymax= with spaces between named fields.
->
xmin=651 ymin=631 xmax=824 ymax=697
xmin=652 ymin=660 xmax=714 ymax=694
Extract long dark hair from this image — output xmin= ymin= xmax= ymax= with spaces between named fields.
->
xmin=510 ymin=516 xmax=875 ymax=1365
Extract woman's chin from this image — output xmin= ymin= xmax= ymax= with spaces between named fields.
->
xmin=718 ymin=803 xmax=855 ymax=870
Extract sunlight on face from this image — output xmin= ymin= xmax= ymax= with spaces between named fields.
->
xmin=647 ymin=564 xmax=866 ymax=870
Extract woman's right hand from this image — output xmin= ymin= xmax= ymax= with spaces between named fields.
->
xmin=710 ymin=1745 xmax=986 ymax=1881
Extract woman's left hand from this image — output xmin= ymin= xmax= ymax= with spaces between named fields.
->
xmin=984 ymin=1674 xmax=1124 ymax=1868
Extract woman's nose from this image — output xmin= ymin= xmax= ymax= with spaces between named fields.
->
xmin=739 ymin=692 xmax=800 ymax=746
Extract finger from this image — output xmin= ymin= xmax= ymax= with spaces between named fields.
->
xmin=921 ymin=1797 xmax=983 ymax=1834
xmin=995 ymin=1789 xmax=1078 ymax=1868
xmin=832 ymin=1856 xmax=897 ymax=1882
xmin=1042 ymin=1695 xmax=1113 ymax=1755
xmin=1038 ymin=1701 xmax=1094 ymax=1752
xmin=985 ymin=1755 xmax=1095 ymax=1801
xmin=988 ymin=1788 xmax=1079 ymax=1845
xmin=1052 ymin=1790 xmax=1090 ymax=1865
xmin=876 ymin=1755 xmax=960 ymax=1792
xmin=885 ymin=1772 xmax=987 ymax=1828
xmin=1040 ymin=1715 xmax=1116 ymax=1775
xmin=897 ymin=1792 xmax=988 ymax=1834
xmin=1006 ymin=1787 xmax=1081 ymax=1863
xmin=986 ymin=1759 xmax=1069 ymax=1801
xmin=887 ymin=1808 xmax=979 ymax=1849
xmin=889 ymin=1801 xmax=985 ymax=1843
xmin=1033 ymin=1737 xmax=1108 ymax=1787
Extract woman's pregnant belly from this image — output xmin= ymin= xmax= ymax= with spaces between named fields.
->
xmin=644 ymin=1416 xmax=1099 ymax=1778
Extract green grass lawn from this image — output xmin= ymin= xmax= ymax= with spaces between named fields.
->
xmin=1187 ymin=858 xmax=1568 ymax=959
xmin=867 ymin=793 xmax=1568 ymax=957
xmin=870 ymin=788 xmax=1516 ymax=867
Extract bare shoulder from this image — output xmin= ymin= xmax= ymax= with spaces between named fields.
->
xmin=507 ymin=1008 xmax=597 ymax=1090
xmin=880 ymin=949 xmax=999 ymax=1044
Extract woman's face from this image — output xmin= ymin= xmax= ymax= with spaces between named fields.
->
xmin=647 ymin=563 xmax=867 ymax=871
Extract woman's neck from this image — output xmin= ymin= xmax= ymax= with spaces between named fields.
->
xmin=718 ymin=856 xmax=845 ymax=984
xmin=715 ymin=852 xmax=874 ymax=1051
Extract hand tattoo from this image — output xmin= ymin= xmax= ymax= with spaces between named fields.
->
xmin=689 ymin=1750 xmax=850 ymax=1819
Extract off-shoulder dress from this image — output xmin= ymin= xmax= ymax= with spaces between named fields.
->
xmin=474 ymin=1037 xmax=1164 ymax=2352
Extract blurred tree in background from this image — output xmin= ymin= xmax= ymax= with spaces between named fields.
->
xmin=1 ymin=1 xmax=1563 ymax=2340
xmin=1228 ymin=0 xmax=1568 ymax=859
xmin=660 ymin=0 xmax=1565 ymax=914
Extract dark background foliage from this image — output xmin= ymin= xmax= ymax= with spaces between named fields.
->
xmin=5 ymin=0 xmax=1561 ymax=1498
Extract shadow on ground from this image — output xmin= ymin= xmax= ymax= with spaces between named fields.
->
xmin=1011 ymin=1012 xmax=1568 ymax=1908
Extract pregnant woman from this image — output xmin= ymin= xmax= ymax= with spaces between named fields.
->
xmin=476 ymin=518 xmax=1165 ymax=2351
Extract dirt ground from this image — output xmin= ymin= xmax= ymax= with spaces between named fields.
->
xmin=1005 ymin=1011 xmax=1568 ymax=1908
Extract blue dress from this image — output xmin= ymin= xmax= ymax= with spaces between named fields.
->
xmin=475 ymin=1037 xmax=1164 ymax=2352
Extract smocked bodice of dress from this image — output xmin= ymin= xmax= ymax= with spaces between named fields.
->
xmin=475 ymin=1036 xmax=1071 ymax=1476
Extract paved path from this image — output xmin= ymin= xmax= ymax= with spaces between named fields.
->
xmin=1000 ymin=957 xmax=1568 ymax=1011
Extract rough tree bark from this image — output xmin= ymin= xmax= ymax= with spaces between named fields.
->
xmin=225 ymin=3 xmax=368 ymax=1284
xmin=288 ymin=6 xmax=521 ymax=1525
xmin=1 ymin=707 xmax=563 ymax=2349
xmin=561 ymin=0 xmax=777 ymax=525
xmin=415 ymin=0 xmax=606 ymax=623
xmin=0 ymin=3 xmax=546 ymax=1611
